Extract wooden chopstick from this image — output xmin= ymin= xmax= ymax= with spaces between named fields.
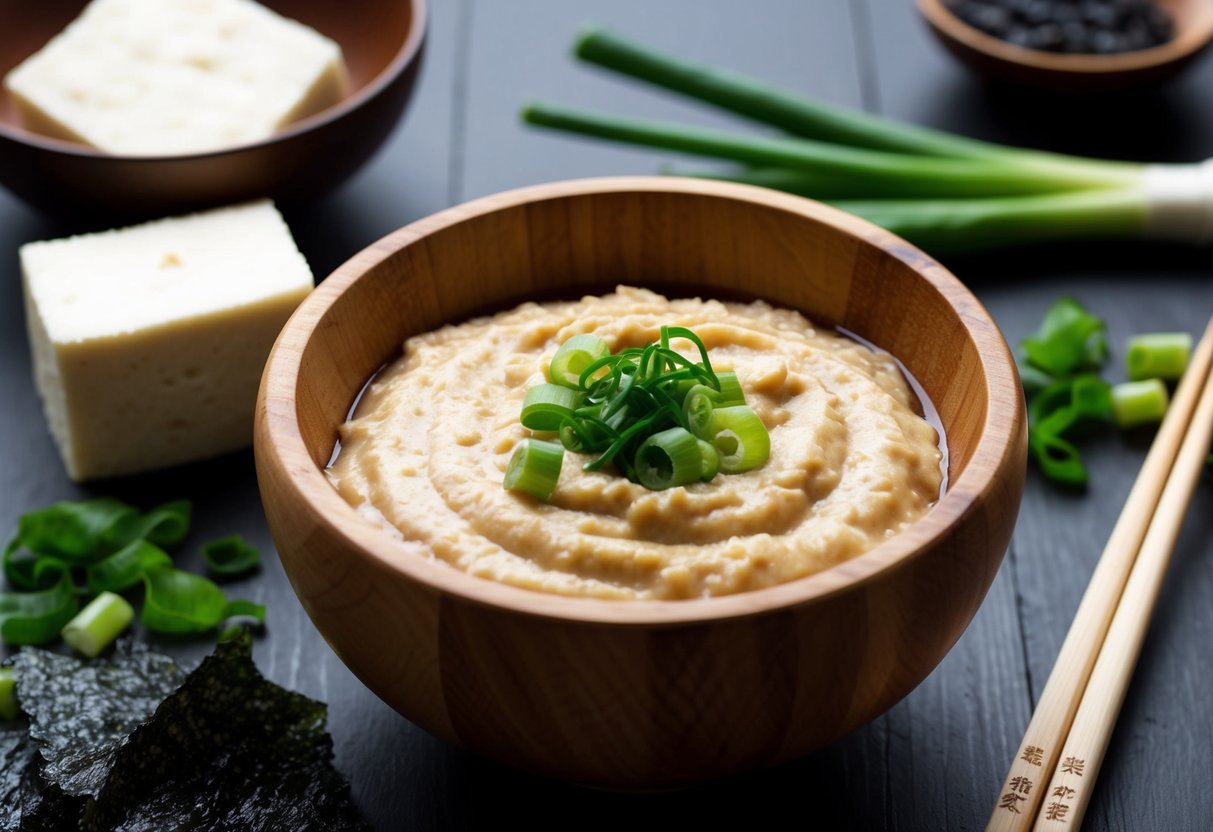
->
xmin=1031 ymin=331 xmax=1213 ymax=829
xmin=987 ymin=315 xmax=1213 ymax=832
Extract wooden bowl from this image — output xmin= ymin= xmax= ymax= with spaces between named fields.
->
xmin=254 ymin=177 xmax=1027 ymax=789
xmin=0 ymin=0 xmax=426 ymax=216
xmin=918 ymin=0 xmax=1213 ymax=90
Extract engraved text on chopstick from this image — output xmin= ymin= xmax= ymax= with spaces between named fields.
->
xmin=1021 ymin=745 xmax=1045 ymax=766
xmin=998 ymin=776 xmax=1034 ymax=813
xmin=1045 ymin=800 xmax=1072 ymax=822
xmin=1060 ymin=756 xmax=1086 ymax=776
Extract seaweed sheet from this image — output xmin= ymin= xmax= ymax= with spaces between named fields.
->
xmin=84 ymin=632 xmax=368 ymax=832
xmin=13 ymin=641 xmax=186 ymax=797
xmin=0 ymin=720 xmax=83 ymax=832
xmin=1 ymin=636 xmax=367 ymax=832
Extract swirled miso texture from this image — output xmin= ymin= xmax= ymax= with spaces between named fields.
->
xmin=327 ymin=288 xmax=943 ymax=600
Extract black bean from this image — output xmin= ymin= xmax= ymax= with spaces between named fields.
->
xmin=1030 ymin=22 xmax=1066 ymax=50
xmin=946 ymin=0 xmax=1173 ymax=53
xmin=974 ymin=5 xmax=1014 ymax=33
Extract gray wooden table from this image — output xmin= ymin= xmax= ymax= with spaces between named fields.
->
xmin=4 ymin=1 xmax=1213 ymax=829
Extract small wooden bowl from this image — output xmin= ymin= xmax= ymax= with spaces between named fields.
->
xmin=919 ymin=0 xmax=1213 ymax=90
xmin=254 ymin=177 xmax=1027 ymax=789
xmin=0 ymin=0 xmax=425 ymax=216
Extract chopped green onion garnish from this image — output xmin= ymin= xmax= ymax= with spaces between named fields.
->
xmin=710 ymin=406 xmax=771 ymax=473
xmin=1111 ymin=379 xmax=1169 ymax=429
xmin=0 ymin=666 xmax=16 ymax=720
xmin=140 ymin=567 xmax=235 ymax=635
xmin=86 ymin=539 xmax=173 ymax=594
xmin=697 ymin=439 xmax=720 ymax=481
xmin=713 ymin=371 xmax=746 ymax=405
xmin=201 ymin=535 xmax=261 ymax=578
xmin=504 ymin=439 xmax=565 ymax=502
xmin=683 ymin=384 xmax=717 ymax=439
xmin=1028 ymin=431 xmax=1089 ymax=488
xmin=1021 ymin=298 xmax=1107 ymax=379
xmin=222 ymin=598 xmax=268 ymax=626
xmin=634 ymin=427 xmax=703 ymax=490
xmin=0 ymin=575 xmax=78 ymax=646
xmin=61 ymin=591 xmax=134 ymax=658
xmin=520 ymin=384 xmax=585 ymax=432
xmin=511 ymin=326 xmax=770 ymax=492
xmin=1125 ymin=332 xmax=1191 ymax=381
xmin=551 ymin=333 xmax=612 ymax=389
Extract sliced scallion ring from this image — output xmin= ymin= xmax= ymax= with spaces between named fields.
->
xmin=683 ymin=384 xmax=717 ymax=439
xmin=713 ymin=371 xmax=745 ymax=405
xmin=504 ymin=439 xmax=565 ymax=501
xmin=634 ymin=427 xmax=702 ymax=490
xmin=711 ymin=406 xmax=771 ymax=473
xmin=61 ymin=590 xmax=134 ymax=658
xmin=1110 ymin=379 xmax=1169 ymax=429
xmin=696 ymin=439 xmax=720 ymax=481
xmin=520 ymin=384 xmax=585 ymax=432
xmin=1125 ymin=332 xmax=1191 ymax=381
xmin=0 ymin=666 xmax=16 ymax=720
xmin=550 ymin=333 xmax=611 ymax=388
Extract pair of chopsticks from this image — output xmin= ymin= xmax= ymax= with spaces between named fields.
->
xmin=987 ymin=315 xmax=1213 ymax=832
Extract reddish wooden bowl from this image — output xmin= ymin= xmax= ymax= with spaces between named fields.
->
xmin=919 ymin=0 xmax=1213 ymax=90
xmin=0 ymin=0 xmax=425 ymax=216
xmin=254 ymin=177 xmax=1027 ymax=789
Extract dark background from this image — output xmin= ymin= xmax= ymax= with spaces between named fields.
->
xmin=4 ymin=1 xmax=1213 ymax=829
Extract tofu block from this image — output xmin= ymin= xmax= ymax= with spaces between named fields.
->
xmin=21 ymin=200 xmax=313 ymax=481
xmin=4 ymin=0 xmax=348 ymax=156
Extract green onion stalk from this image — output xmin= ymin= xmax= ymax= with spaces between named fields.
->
xmin=521 ymin=27 xmax=1213 ymax=254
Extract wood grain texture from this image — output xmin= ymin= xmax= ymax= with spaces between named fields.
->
xmin=1 ymin=0 xmax=1212 ymax=827
xmin=254 ymin=177 xmax=1027 ymax=788
xmin=0 ymin=0 xmax=427 ymax=216
xmin=1034 ymin=321 xmax=1213 ymax=829
xmin=989 ymin=318 xmax=1213 ymax=831
xmin=917 ymin=0 xmax=1213 ymax=90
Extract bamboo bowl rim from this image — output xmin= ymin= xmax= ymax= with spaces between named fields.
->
xmin=0 ymin=0 xmax=427 ymax=161
xmin=917 ymin=0 xmax=1213 ymax=76
xmin=258 ymin=176 xmax=1022 ymax=626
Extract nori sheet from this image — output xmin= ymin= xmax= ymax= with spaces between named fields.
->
xmin=13 ymin=641 xmax=186 ymax=797
xmin=0 ymin=718 xmax=84 ymax=832
xmin=84 ymin=632 xmax=368 ymax=832
xmin=1 ymin=636 xmax=367 ymax=832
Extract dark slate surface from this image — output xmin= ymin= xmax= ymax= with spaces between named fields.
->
xmin=2 ymin=1 xmax=1212 ymax=829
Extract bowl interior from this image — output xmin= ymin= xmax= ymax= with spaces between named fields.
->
xmin=279 ymin=179 xmax=1015 ymax=616
xmin=0 ymin=0 xmax=416 ymax=152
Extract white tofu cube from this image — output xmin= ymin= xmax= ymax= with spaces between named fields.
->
xmin=4 ymin=0 xmax=348 ymax=156
xmin=21 ymin=200 xmax=313 ymax=481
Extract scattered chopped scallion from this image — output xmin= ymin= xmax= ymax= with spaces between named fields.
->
xmin=86 ymin=539 xmax=172 ymax=594
xmin=504 ymin=439 xmax=565 ymax=501
xmin=634 ymin=427 xmax=703 ymax=490
xmin=1125 ymin=332 xmax=1192 ymax=381
xmin=201 ymin=535 xmax=261 ymax=578
xmin=550 ymin=333 xmax=611 ymax=388
xmin=0 ymin=666 xmax=16 ymax=720
xmin=1021 ymin=297 xmax=1107 ymax=378
xmin=713 ymin=371 xmax=746 ymax=406
xmin=697 ymin=438 xmax=720 ymax=481
xmin=2 ymin=498 xmax=266 ymax=647
xmin=61 ymin=591 xmax=134 ymax=658
xmin=1111 ymin=379 xmax=1170 ymax=429
xmin=520 ymin=384 xmax=585 ymax=432
xmin=710 ymin=406 xmax=771 ymax=473
xmin=683 ymin=384 xmax=717 ymax=438
xmin=0 ymin=574 xmax=78 ymax=646
xmin=506 ymin=325 xmax=771 ymax=497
